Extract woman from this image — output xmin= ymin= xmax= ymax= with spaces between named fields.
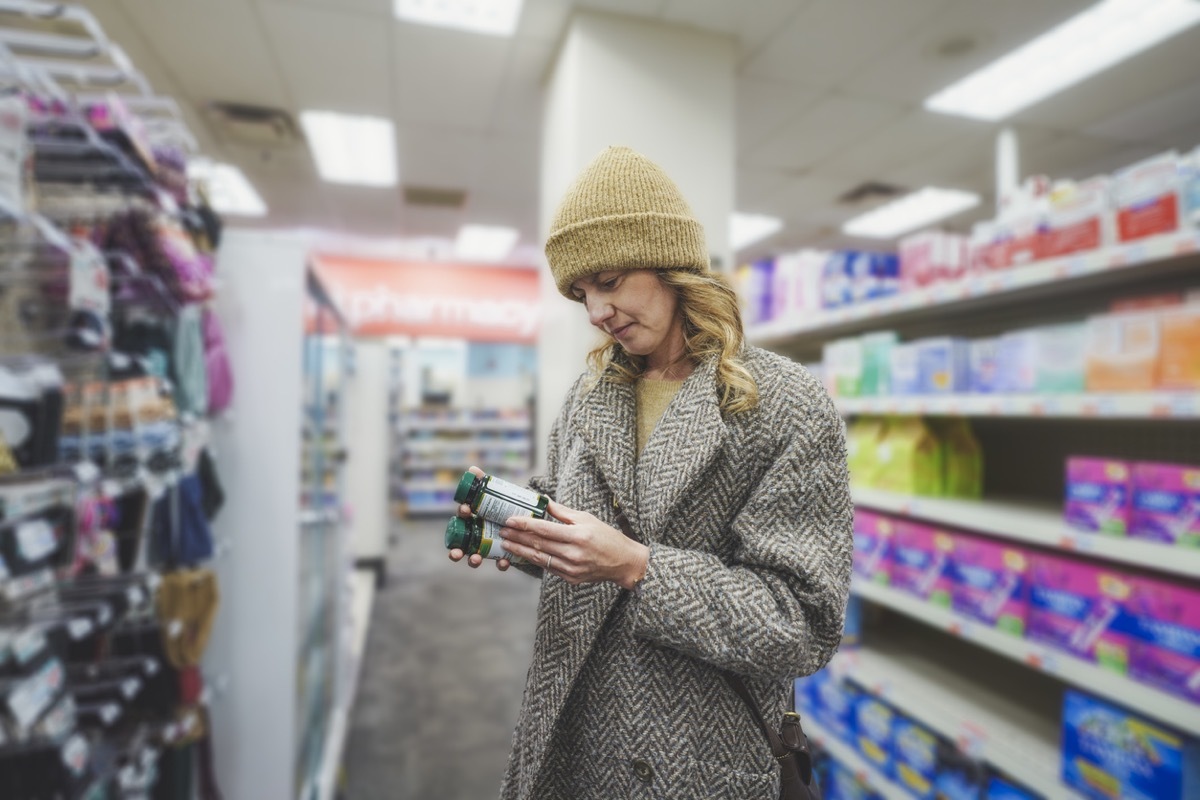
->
xmin=450 ymin=146 xmax=853 ymax=799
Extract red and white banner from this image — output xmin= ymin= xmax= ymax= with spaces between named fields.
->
xmin=310 ymin=255 xmax=541 ymax=342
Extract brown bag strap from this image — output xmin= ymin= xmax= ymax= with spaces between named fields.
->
xmin=722 ymin=672 xmax=789 ymax=758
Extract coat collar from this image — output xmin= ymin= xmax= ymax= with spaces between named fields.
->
xmin=573 ymin=353 xmax=729 ymax=539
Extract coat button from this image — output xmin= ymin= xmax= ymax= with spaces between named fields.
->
xmin=631 ymin=759 xmax=653 ymax=784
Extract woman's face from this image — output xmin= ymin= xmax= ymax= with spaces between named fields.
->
xmin=571 ymin=269 xmax=684 ymax=363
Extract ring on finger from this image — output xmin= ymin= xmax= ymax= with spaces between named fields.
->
xmin=544 ymin=553 xmax=553 ymax=570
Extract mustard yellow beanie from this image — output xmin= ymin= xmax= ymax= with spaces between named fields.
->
xmin=545 ymin=146 xmax=709 ymax=300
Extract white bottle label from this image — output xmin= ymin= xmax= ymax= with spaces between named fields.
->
xmin=477 ymin=495 xmax=535 ymax=526
xmin=476 ymin=476 xmax=542 ymax=524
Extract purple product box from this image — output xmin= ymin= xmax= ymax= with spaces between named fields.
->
xmin=853 ymin=510 xmax=893 ymax=583
xmin=1124 ymin=576 xmax=1200 ymax=704
xmin=890 ymin=520 xmax=953 ymax=606
xmin=1130 ymin=461 xmax=1200 ymax=548
xmin=742 ymin=258 xmax=776 ymax=325
xmin=948 ymin=535 xmax=1029 ymax=636
xmin=1027 ymin=552 xmax=1133 ymax=674
xmin=1065 ymin=457 xmax=1132 ymax=536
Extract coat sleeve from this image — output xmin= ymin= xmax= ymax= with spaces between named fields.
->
xmin=629 ymin=382 xmax=853 ymax=681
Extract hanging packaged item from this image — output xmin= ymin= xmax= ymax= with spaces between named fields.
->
xmin=202 ymin=309 xmax=234 ymax=415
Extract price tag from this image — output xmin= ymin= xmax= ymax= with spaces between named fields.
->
xmin=96 ymin=603 xmax=112 ymax=627
xmin=16 ymin=520 xmax=58 ymax=563
xmin=121 ymin=678 xmax=141 ymax=700
xmin=1168 ymin=393 xmax=1197 ymax=418
xmin=100 ymin=703 xmax=120 ymax=725
xmin=143 ymin=658 xmax=160 ymax=676
xmin=73 ymin=462 xmax=101 ymax=485
xmin=1175 ymin=237 xmax=1197 ymax=255
xmin=1024 ymin=652 xmax=1044 ymax=669
xmin=127 ymin=585 xmax=145 ymax=608
xmin=956 ymin=721 xmax=988 ymax=759
xmin=119 ymin=766 xmax=138 ymax=789
xmin=12 ymin=626 xmax=47 ymax=666
xmin=68 ymin=618 xmax=94 ymax=641
xmin=60 ymin=734 xmax=89 ymax=775
xmin=101 ymin=479 xmax=121 ymax=499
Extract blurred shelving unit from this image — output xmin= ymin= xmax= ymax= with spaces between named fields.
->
xmin=751 ymin=227 xmax=1200 ymax=794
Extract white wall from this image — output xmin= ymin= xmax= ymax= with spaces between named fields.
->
xmin=345 ymin=340 xmax=390 ymax=565
xmin=208 ymin=230 xmax=309 ymax=800
xmin=537 ymin=11 xmax=736 ymax=469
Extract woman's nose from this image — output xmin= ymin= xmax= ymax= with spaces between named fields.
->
xmin=586 ymin=297 xmax=614 ymax=327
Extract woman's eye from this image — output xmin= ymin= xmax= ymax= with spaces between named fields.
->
xmin=602 ymin=278 xmax=619 ymax=290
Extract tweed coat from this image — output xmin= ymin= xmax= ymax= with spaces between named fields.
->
xmin=499 ymin=345 xmax=853 ymax=800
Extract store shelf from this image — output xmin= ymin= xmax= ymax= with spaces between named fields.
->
xmin=405 ymin=501 xmax=460 ymax=515
xmin=836 ymin=391 xmax=1200 ymax=419
xmin=828 ymin=644 xmax=1082 ymax=800
xmin=853 ymin=488 xmax=1200 ymax=580
xmin=801 ymin=717 xmax=907 ymax=800
xmin=851 ymin=579 xmax=1200 ymax=736
xmin=748 ymin=230 xmax=1200 ymax=350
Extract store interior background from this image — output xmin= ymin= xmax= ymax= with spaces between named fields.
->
xmin=3 ymin=0 xmax=1200 ymax=799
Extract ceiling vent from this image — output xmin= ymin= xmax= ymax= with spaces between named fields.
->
xmin=403 ymin=185 xmax=467 ymax=208
xmin=205 ymin=102 xmax=302 ymax=148
xmin=838 ymin=181 xmax=907 ymax=206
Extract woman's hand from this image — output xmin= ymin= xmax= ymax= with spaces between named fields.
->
xmin=499 ymin=500 xmax=649 ymax=589
xmin=447 ymin=465 xmax=511 ymax=571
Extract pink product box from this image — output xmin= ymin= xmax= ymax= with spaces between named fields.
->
xmin=948 ymin=535 xmax=1029 ymax=636
xmin=1065 ymin=458 xmax=1132 ymax=536
xmin=853 ymin=510 xmax=893 ymax=582
xmin=1027 ymin=552 xmax=1133 ymax=675
xmin=1130 ymin=462 xmax=1200 ymax=548
xmin=1126 ymin=576 xmax=1200 ymax=703
xmin=889 ymin=520 xmax=953 ymax=606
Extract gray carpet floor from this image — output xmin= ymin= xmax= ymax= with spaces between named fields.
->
xmin=342 ymin=517 xmax=542 ymax=800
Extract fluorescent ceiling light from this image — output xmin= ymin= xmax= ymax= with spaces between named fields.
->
xmin=731 ymin=212 xmax=783 ymax=251
xmin=926 ymin=0 xmax=1200 ymax=121
xmin=299 ymin=111 xmax=397 ymax=187
xmin=394 ymin=0 xmax=524 ymax=36
xmin=842 ymin=187 xmax=980 ymax=239
xmin=454 ymin=225 xmax=519 ymax=261
xmin=187 ymin=160 xmax=267 ymax=217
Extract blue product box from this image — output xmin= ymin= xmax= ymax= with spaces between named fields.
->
xmin=826 ymin=761 xmax=883 ymax=800
xmin=853 ymin=694 xmax=894 ymax=777
xmin=842 ymin=594 xmax=864 ymax=646
xmin=893 ymin=715 xmax=939 ymax=799
xmin=848 ymin=251 xmax=901 ymax=304
xmin=890 ymin=343 xmax=921 ymax=396
xmin=969 ymin=337 xmax=1001 ymax=393
xmin=1062 ymin=689 xmax=1198 ymax=800
xmin=986 ymin=773 xmax=1043 ymax=800
xmin=793 ymin=674 xmax=817 ymax=714
xmin=915 ymin=337 xmax=971 ymax=394
xmin=822 ymin=252 xmax=853 ymax=309
xmin=996 ymin=330 xmax=1038 ymax=393
xmin=809 ymin=670 xmax=859 ymax=743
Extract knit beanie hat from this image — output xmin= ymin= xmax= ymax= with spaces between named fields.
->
xmin=545 ymin=146 xmax=709 ymax=300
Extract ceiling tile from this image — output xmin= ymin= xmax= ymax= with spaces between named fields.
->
xmin=576 ymin=0 xmax=668 ymax=19
xmin=818 ymin=110 xmax=989 ymax=182
xmin=736 ymin=168 xmax=790 ymax=210
xmin=489 ymin=40 xmax=555 ymax=134
xmin=517 ymin=0 xmax=571 ymax=41
xmin=760 ymin=173 xmax=850 ymax=221
xmin=745 ymin=93 xmax=904 ymax=171
xmin=735 ymin=78 xmax=824 ymax=157
xmin=398 ymin=124 xmax=489 ymax=187
xmin=393 ymin=25 xmax=513 ymax=130
xmin=258 ymin=3 xmax=392 ymax=114
xmin=1086 ymin=80 xmax=1200 ymax=146
xmin=474 ymin=135 xmax=540 ymax=202
xmin=116 ymin=0 xmax=290 ymax=105
xmin=269 ymin=0 xmax=388 ymax=12
xmin=659 ymin=0 xmax=744 ymax=36
xmin=741 ymin=0 xmax=951 ymax=89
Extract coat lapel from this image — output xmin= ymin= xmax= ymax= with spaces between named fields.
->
xmin=635 ymin=356 xmax=729 ymax=540
xmin=573 ymin=372 xmax=640 ymax=528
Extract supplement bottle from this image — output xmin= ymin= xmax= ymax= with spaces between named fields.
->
xmin=455 ymin=470 xmax=548 ymax=526
xmin=444 ymin=516 xmax=523 ymax=564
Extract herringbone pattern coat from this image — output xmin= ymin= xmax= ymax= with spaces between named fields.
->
xmin=500 ymin=346 xmax=853 ymax=800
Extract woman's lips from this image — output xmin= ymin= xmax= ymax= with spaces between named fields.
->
xmin=611 ymin=323 xmax=633 ymax=339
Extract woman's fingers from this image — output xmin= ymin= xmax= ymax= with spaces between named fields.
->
xmin=546 ymin=499 xmax=586 ymax=524
xmin=448 ymin=548 xmax=465 ymax=562
xmin=505 ymin=515 xmax=578 ymax=543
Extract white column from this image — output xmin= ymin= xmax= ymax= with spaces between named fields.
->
xmin=537 ymin=11 xmax=736 ymax=468
xmin=344 ymin=339 xmax=390 ymax=576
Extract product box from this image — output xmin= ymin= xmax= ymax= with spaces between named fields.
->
xmin=969 ymin=338 xmax=1002 ymax=394
xmin=893 ymin=714 xmax=939 ymax=799
xmin=737 ymin=259 xmax=775 ymax=325
xmin=948 ymin=534 xmax=1029 ymax=635
xmin=1065 ymin=457 xmax=1133 ymax=536
xmin=914 ymin=337 xmax=971 ymax=394
xmin=899 ymin=230 xmax=967 ymax=290
xmin=931 ymin=417 xmax=983 ymax=499
xmin=824 ymin=338 xmax=865 ymax=398
xmin=1112 ymin=151 xmax=1183 ymax=243
xmin=1033 ymin=323 xmax=1088 ymax=393
xmin=996 ymin=330 xmax=1039 ymax=393
xmin=1041 ymin=177 xmax=1114 ymax=259
xmin=860 ymin=332 xmax=897 ymax=397
xmin=1130 ymin=461 xmax=1200 ymax=548
xmin=847 ymin=251 xmax=900 ymax=304
xmin=846 ymin=417 xmax=889 ymax=487
xmin=821 ymin=252 xmax=853 ymax=309
xmin=889 ymin=520 xmax=953 ymax=605
xmin=807 ymin=669 xmax=859 ymax=743
xmin=1062 ymin=690 xmax=1198 ymax=800
xmin=1182 ymin=145 xmax=1200 ymax=228
xmin=825 ymin=761 xmax=883 ymax=800
xmin=872 ymin=417 xmax=944 ymax=496
xmin=968 ymin=219 xmax=1010 ymax=273
xmin=889 ymin=344 xmax=921 ymax=396
xmin=934 ymin=747 xmax=988 ymax=800
xmin=1158 ymin=305 xmax=1200 ymax=390
xmin=1126 ymin=574 xmax=1200 ymax=704
xmin=852 ymin=509 xmax=893 ymax=583
xmin=853 ymin=694 xmax=894 ymax=778
xmin=1027 ymin=552 xmax=1133 ymax=672
xmin=985 ymin=773 xmax=1042 ymax=800
xmin=1085 ymin=312 xmax=1161 ymax=392
xmin=770 ymin=250 xmax=826 ymax=319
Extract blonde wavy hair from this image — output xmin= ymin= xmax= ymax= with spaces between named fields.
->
xmin=586 ymin=269 xmax=759 ymax=415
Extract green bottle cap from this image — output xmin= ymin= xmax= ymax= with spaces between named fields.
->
xmin=445 ymin=516 xmax=469 ymax=550
xmin=454 ymin=471 xmax=477 ymax=504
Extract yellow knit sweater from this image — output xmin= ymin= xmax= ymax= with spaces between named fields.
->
xmin=635 ymin=378 xmax=685 ymax=455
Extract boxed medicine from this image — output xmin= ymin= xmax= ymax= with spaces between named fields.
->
xmin=1126 ymin=574 xmax=1200 ymax=705
xmin=1112 ymin=151 xmax=1183 ymax=243
xmin=948 ymin=534 xmax=1029 ymax=636
xmin=1130 ymin=461 xmax=1200 ymax=548
xmin=1065 ymin=457 xmax=1133 ymax=536
xmin=889 ymin=519 xmax=953 ymax=605
xmin=852 ymin=509 xmax=893 ymax=583
xmin=893 ymin=714 xmax=939 ymax=799
xmin=1085 ymin=311 xmax=1161 ymax=392
xmin=853 ymin=694 xmax=894 ymax=778
xmin=1027 ymin=552 xmax=1133 ymax=673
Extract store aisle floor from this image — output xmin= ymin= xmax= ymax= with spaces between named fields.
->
xmin=343 ymin=517 xmax=542 ymax=800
